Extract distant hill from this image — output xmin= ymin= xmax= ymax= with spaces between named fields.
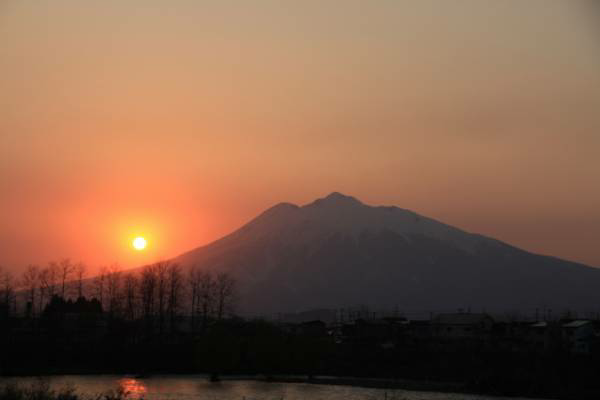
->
xmin=174 ymin=192 xmax=600 ymax=316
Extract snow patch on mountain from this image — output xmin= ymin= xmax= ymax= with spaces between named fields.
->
xmin=228 ymin=192 xmax=491 ymax=253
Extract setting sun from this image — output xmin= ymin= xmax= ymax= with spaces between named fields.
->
xmin=132 ymin=236 xmax=147 ymax=251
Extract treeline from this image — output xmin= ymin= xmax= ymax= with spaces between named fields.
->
xmin=0 ymin=260 xmax=240 ymax=377
xmin=0 ymin=260 xmax=236 ymax=326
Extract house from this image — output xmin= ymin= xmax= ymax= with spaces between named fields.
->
xmin=520 ymin=321 xmax=564 ymax=353
xmin=281 ymin=320 xmax=328 ymax=338
xmin=406 ymin=319 xmax=432 ymax=340
xmin=432 ymin=313 xmax=494 ymax=339
xmin=340 ymin=318 xmax=407 ymax=345
xmin=562 ymin=320 xmax=594 ymax=354
xmin=295 ymin=320 xmax=327 ymax=337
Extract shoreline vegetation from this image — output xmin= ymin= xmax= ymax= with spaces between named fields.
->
xmin=0 ymin=381 xmax=129 ymax=400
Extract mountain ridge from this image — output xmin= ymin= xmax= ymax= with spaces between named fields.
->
xmin=173 ymin=192 xmax=600 ymax=315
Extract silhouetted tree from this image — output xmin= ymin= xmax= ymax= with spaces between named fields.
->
xmin=155 ymin=261 xmax=169 ymax=334
xmin=215 ymin=272 xmax=236 ymax=320
xmin=198 ymin=271 xmax=215 ymax=327
xmin=74 ymin=262 xmax=86 ymax=299
xmin=40 ymin=263 xmax=59 ymax=303
xmin=0 ymin=270 xmax=16 ymax=318
xmin=21 ymin=265 xmax=39 ymax=317
xmin=188 ymin=265 xmax=204 ymax=331
xmin=93 ymin=266 xmax=108 ymax=309
xmin=106 ymin=264 xmax=122 ymax=317
xmin=140 ymin=264 xmax=157 ymax=323
xmin=123 ymin=272 xmax=138 ymax=321
xmin=42 ymin=294 xmax=68 ymax=316
xmin=167 ymin=263 xmax=183 ymax=332
xmin=43 ymin=294 xmax=102 ymax=315
xmin=58 ymin=258 xmax=75 ymax=298
xmin=37 ymin=268 xmax=48 ymax=315
xmin=187 ymin=268 xmax=216 ymax=330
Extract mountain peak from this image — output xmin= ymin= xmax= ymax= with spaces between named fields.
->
xmin=308 ymin=192 xmax=363 ymax=207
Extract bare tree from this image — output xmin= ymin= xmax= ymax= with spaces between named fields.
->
xmin=39 ymin=263 xmax=59 ymax=306
xmin=21 ymin=265 xmax=39 ymax=317
xmin=215 ymin=272 xmax=236 ymax=320
xmin=188 ymin=266 xmax=201 ymax=330
xmin=167 ymin=263 xmax=183 ymax=332
xmin=140 ymin=264 xmax=157 ymax=321
xmin=0 ymin=266 xmax=3 ymax=312
xmin=155 ymin=261 xmax=170 ymax=334
xmin=93 ymin=266 xmax=108 ymax=309
xmin=0 ymin=270 xmax=16 ymax=317
xmin=37 ymin=268 xmax=48 ymax=314
xmin=48 ymin=262 xmax=59 ymax=299
xmin=123 ymin=272 xmax=139 ymax=321
xmin=187 ymin=267 xmax=223 ymax=329
xmin=106 ymin=264 xmax=122 ymax=316
xmin=58 ymin=258 xmax=75 ymax=298
xmin=74 ymin=262 xmax=86 ymax=299
xmin=198 ymin=271 xmax=215 ymax=327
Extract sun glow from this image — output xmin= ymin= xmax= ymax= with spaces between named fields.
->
xmin=132 ymin=236 xmax=147 ymax=250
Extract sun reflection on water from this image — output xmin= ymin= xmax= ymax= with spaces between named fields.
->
xmin=119 ymin=378 xmax=147 ymax=399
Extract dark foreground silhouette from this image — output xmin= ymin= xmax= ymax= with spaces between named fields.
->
xmin=2 ymin=296 xmax=600 ymax=400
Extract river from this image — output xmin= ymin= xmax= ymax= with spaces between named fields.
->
xmin=0 ymin=375 xmax=542 ymax=400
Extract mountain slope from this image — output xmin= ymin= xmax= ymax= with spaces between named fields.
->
xmin=174 ymin=192 xmax=600 ymax=315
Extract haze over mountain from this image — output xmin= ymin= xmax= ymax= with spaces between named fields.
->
xmin=174 ymin=192 xmax=600 ymax=316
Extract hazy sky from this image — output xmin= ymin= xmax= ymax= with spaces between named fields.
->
xmin=1 ymin=0 xmax=599 ymax=274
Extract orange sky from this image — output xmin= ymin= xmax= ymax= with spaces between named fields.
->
xmin=1 ymin=1 xmax=600 ymax=274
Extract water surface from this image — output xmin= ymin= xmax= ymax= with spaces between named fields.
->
xmin=0 ymin=375 xmax=541 ymax=400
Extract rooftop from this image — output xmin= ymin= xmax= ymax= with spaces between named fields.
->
xmin=562 ymin=320 xmax=591 ymax=328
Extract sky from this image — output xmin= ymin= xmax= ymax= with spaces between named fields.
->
xmin=1 ymin=0 xmax=600 ymax=275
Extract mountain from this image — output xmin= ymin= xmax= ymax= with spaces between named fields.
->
xmin=174 ymin=192 xmax=600 ymax=316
